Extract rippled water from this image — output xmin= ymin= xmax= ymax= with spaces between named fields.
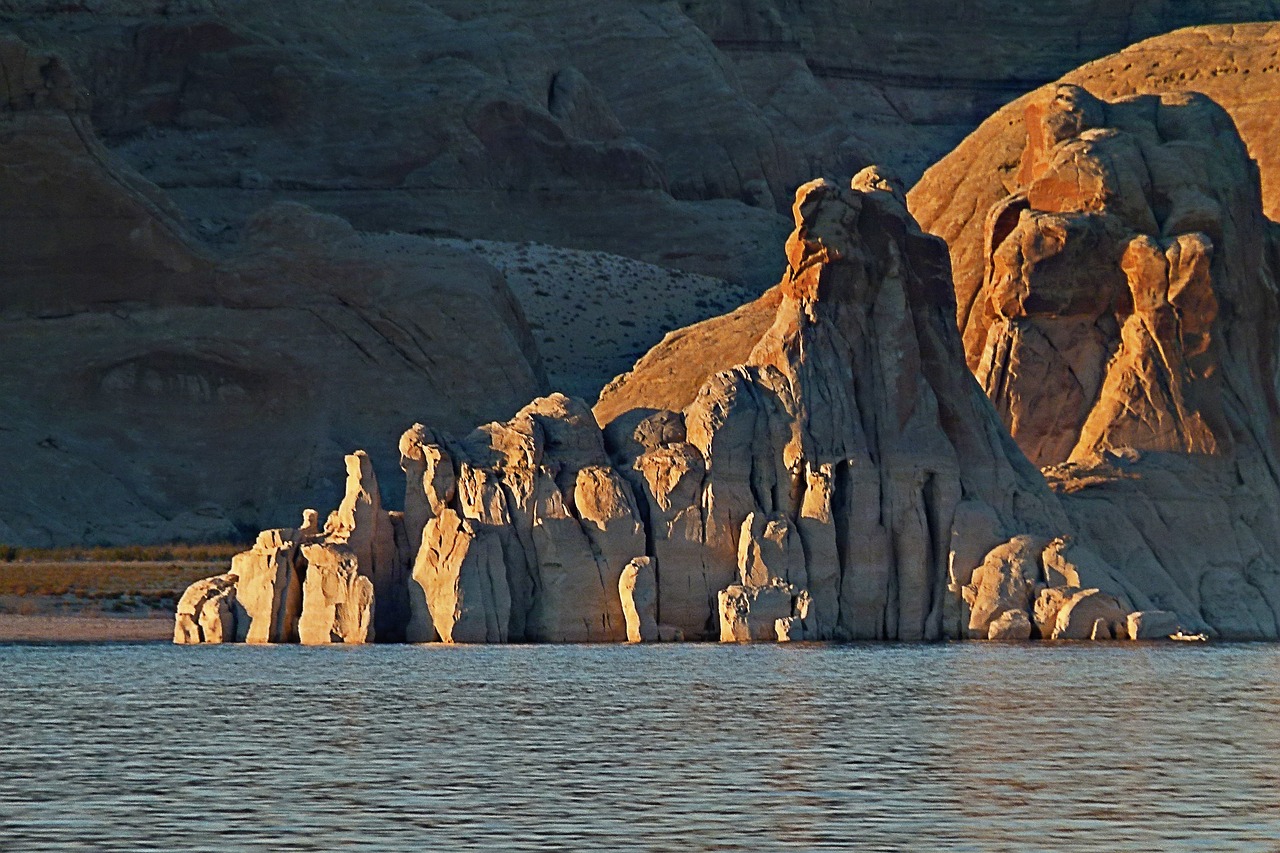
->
xmin=2 ymin=642 xmax=1279 ymax=851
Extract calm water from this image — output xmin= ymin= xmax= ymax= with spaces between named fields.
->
xmin=1 ymin=642 xmax=1278 ymax=851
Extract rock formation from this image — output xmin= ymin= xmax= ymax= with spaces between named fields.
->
xmin=10 ymin=1 xmax=1275 ymax=232
xmin=0 ymin=35 xmax=546 ymax=547
xmin=297 ymin=544 xmax=375 ymax=645
xmin=912 ymin=81 xmax=1280 ymax=638
xmin=618 ymin=557 xmax=659 ymax=642
xmin=173 ymin=573 xmax=238 ymax=644
xmin=179 ymin=169 xmax=1150 ymax=644
xmin=175 ymin=455 xmax=406 ymax=645
xmin=11 ymin=14 xmax=1280 ymax=549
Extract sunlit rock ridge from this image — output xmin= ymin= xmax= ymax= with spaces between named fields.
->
xmin=178 ymin=169 xmax=1178 ymax=645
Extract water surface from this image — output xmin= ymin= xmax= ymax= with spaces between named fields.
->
xmin=1 ymin=642 xmax=1278 ymax=851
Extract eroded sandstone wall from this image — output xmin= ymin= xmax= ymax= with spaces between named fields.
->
xmin=912 ymin=81 xmax=1280 ymax=639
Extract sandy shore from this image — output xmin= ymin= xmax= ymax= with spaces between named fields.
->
xmin=0 ymin=613 xmax=172 ymax=643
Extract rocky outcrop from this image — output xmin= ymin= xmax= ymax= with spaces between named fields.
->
xmin=297 ymin=544 xmax=374 ymax=645
xmin=173 ymin=573 xmax=238 ymax=644
xmin=180 ymin=169 xmax=1137 ymax=644
xmin=912 ymin=81 xmax=1280 ymax=639
xmin=231 ymin=531 xmax=306 ymax=644
xmin=12 ymin=16 xmax=1280 ymax=550
xmin=618 ymin=557 xmax=659 ymax=643
xmin=0 ymin=35 xmax=546 ymax=547
xmin=10 ymin=1 xmax=1275 ymax=235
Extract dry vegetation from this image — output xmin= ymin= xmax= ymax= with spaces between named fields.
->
xmin=0 ymin=543 xmax=239 ymax=616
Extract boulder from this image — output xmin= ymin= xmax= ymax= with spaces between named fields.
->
xmin=1033 ymin=586 xmax=1078 ymax=639
xmin=987 ymin=609 xmax=1033 ymax=641
xmin=963 ymin=536 xmax=1045 ymax=639
xmin=173 ymin=573 xmax=238 ymax=645
xmin=1052 ymin=589 xmax=1129 ymax=640
xmin=775 ymin=617 xmax=803 ymax=642
xmin=718 ymin=583 xmax=798 ymax=642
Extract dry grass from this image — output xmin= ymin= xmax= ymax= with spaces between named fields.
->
xmin=0 ymin=543 xmax=242 ymax=563
xmin=0 ymin=562 xmax=221 ymax=599
xmin=0 ymin=553 xmax=234 ymax=616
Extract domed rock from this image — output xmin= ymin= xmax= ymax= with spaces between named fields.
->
xmin=912 ymin=79 xmax=1280 ymax=639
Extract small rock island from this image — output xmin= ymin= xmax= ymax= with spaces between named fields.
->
xmin=183 ymin=75 xmax=1280 ymax=645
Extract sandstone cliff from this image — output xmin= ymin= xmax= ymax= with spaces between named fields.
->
xmin=0 ymin=35 xmax=546 ymax=546
xmin=911 ymin=81 xmax=1280 ymax=639
xmin=6 ymin=5 xmax=1279 ymax=415
xmin=181 ymin=171 xmax=1164 ymax=644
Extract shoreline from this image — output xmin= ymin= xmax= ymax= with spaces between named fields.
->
xmin=0 ymin=613 xmax=173 ymax=643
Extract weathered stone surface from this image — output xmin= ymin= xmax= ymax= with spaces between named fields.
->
xmin=719 ymin=583 xmax=798 ymax=642
xmin=987 ymin=609 xmax=1033 ymax=641
xmin=913 ymin=77 xmax=1280 ymax=639
xmin=1052 ymin=589 xmax=1128 ymax=640
xmin=173 ymin=573 xmax=238 ymax=645
xmin=0 ymin=34 xmax=547 ymax=548
xmin=963 ymin=537 xmax=1045 ymax=640
xmin=325 ymin=452 xmax=406 ymax=642
xmin=619 ymin=557 xmax=659 ymax=643
xmin=1127 ymin=610 xmax=1181 ymax=640
xmin=297 ymin=544 xmax=374 ymax=645
xmin=230 ymin=537 xmax=304 ymax=644
xmin=1033 ymin=586 xmax=1077 ymax=640
xmin=598 ymin=170 xmax=1081 ymax=642
xmin=412 ymin=509 xmax=512 ymax=644
xmin=737 ymin=512 xmax=806 ymax=590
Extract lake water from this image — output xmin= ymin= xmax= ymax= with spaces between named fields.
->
xmin=1 ymin=642 xmax=1278 ymax=851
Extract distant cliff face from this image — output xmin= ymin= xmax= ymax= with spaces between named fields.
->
xmin=5 ymin=1 xmax=1277 ymax=282
xmin=0 ymin=35 xmax=546 ymax=547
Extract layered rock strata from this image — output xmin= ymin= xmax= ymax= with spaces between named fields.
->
xmin=912 ymin=83 xmax=1280 ymax=638
xmin=0 ymin=35 xmax=546 ymax=546
xmin=180 ymin=170 xmax=1151 ymax=644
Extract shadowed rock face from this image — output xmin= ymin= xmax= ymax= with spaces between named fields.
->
xmin=0 ymin=35 xmax=546 ymax=547
xmin=5 ymin=4 xmax=1278 ymax=293
xmin=184 ymin=172 xmax=1146 ymax=645
xmin=912 ymin=81 xmax=1280 ymax=639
